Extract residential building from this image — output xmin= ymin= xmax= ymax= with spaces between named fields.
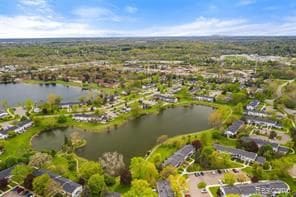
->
xmin=193 ymin=95 xmax=215 ymax=102
xmin=0 ymin=120 xmax=33 ymax=139
xmin=59 ymin=102 xmax=83 ymax=109
xmin=244 ymin=116 xmax=281 ymax=129
xmin=154 ymin=94 xmax=178 ymax=103
xmin=245 ymin=110 xmax=267 ymax=118
xmin=241 ymin=136 xmax=279 ymax=152
xmin=0 ymin=110 xmax=8 ymax=118
xmin=220 ymin=180 xmax=290 ymax=197
xmin=246 ymin=100 xmax=260 ymax=111
xmin=73 ymin=114 xmax=100 ymax=122
xmin=33 ymin=169 xmax=83 ymax=197
xmin=213 ymin=144 xmax=265 ymax=165
xmin=156 ymin=180 xmax=174 ymax=197
xmin=224 ymin=120 xmax=245 ymax=137
xmin=14 ymin=120 xmax=33 ymax=134
xmin=162 ymin=144 xmax=195 ymax=167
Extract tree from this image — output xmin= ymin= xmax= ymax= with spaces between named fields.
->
xmin=233 ymin=103 xmax=243 ymax=115
xmin=29 ymin=152 xmax=52 ymax=168
xmin=23 ymin=174 xmax=35 ymax=190
xmin=236 ymin=173 xmax=248 ymax=183
xmin=130 ymin=157 xmax=159 ymax=185
xmin=0 ymin=178 xmax=8 ymax=190
xmin=156 ymin=135 xmax=169 ymax=144
xmin=269 ymin=131 xmax=277 ymax=139
xmin=120 ymin=169 xmax=132 ymax=186
xmin=197 ymin=181 xmax=206 ymax=189
xmin=11 ymin=165 xmax=33 ymax=184
xmin=208 ymin=110 xmax=223 ymax=128
xmin=79 ymin=161 xmax=103 ymax=181
xmin=57 ymin=114 xmax=67 ymax=123
xmin=240 ymin=140 xmax=259 ymax=153
xmin=24 ymin=99 xmax=34 ymax=112
xmin=168 ymin=174 xmax=188 ymax=197
xmin=33 ymin=174 xmax=62 ymax=197
xmin=87 ymin=174 xmax=106 ymax=197
xmin=98 ymin=152 xmax=125 ymax=176
xmin=131 ymin=103 xmax=141 ymax=118
xmin=191 ymin=140 xmax=202 ymax=151
xmin=160 ymin=165 xmax=178 ymax=179
xmin=123 ymin=179 xmax=156 ymax=197
xmin=223 ymin=173 xmax=236 ymax=186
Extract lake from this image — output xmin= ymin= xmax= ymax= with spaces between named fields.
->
xmin=0 ymin=83 xmax=89 ymax=106
xmin=32 ymin=105 xmax=214 ymax=162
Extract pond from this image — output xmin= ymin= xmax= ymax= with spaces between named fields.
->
xmin=0 ymin=83 xmax=89 ymax=106
xmin=32 ymin=105 xmax=214 ymax=162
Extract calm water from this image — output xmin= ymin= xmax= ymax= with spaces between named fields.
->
xmin=32 ymin=105 xmax=213 ymax=162
xmin=0 ymin=83 xmax=88 ymax=106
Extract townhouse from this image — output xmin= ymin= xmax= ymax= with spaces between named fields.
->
xmin=241 ymin=136 xmax=290 ymax=154
xmin=244 ymin=110 xmax=267 ymax=118
xmin=213 ymin=144 xmax=266 ymax=165
xmin=220 ymin=180 xmax=290 ymax=197
xmin=162 ymin=144 xmax=195 ymax=168
xmin=0 ymin=110 xmax=8 ymax=118
xmin=0 ymin=120 xmax=33 ymax=139
xmin=244 ymin=116 xmax=281 ymax=129
xmin=156 ymin=180 xmax=174 ymax=197
xmin=246 ymin=100 xmax=260 ymax=111
xmin=153 ymin=94 xmax=178 ymax=103
xmin=224 ymin=120 xmax=245 ymax=138
xmin=193 ymin=95 xmax=215 ymax=102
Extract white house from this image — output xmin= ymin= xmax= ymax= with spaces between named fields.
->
xmin=14 ymin=120 xmax=33 ymax=134
xmin=194 ymin=95 xmax=215 ymax=102
xmin=154 ymin=94 xmax=178 ymax=103
xmin=246 ymin=100 xmax=260 ymax=111
xmin=0 ymin=110 xmax=8 ymax=118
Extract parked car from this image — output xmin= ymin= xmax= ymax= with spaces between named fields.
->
xmin=232 ymin=169 xmax=239 ymax=173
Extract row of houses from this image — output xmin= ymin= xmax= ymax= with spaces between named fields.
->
xmin=153 ymin=94 xmax=178 ymax=103
xmin=246 ymin=100 xmax=260 ymax=111
xmin=241 ymin=136 xmax=290 ymax=155
xmin=0 ymin=110 xmax=8 ymax=118
xmin=244 ymin=110 xmax=267 ymax=118
xmin=0 ymin=120 xmax=33 ymax=139
xmin=73 ymin=114 xmax=113 ymax=124
xmin=0 ymin=167 xmax=83 ymax=197
xmin=193 ymin=95 xmax=215 ymax=102
xmin=244 ymin=116 xmax=281 ymax=129
xmin=224 ymin=120 xmax=245 ymax=137
xmin=162 ymin=144 xmax=195 ymax=168
xmin=220 ymin=180 xmax=290 ymax=197
xmin=156 ymin=180 xmax=174 ymax=197
xmin=214 ymin=144 xmax=266 ymax=165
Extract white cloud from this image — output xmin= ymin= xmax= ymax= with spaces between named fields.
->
xmin=125 ymin=6 xmax=138 ymax=14
xmin=72 ymin=7 xmax=122 ymax=22
xmin=0 ymin=15 xmax=296 ymax=38
xmin=17 ymin=0 xmax=54 ymax=17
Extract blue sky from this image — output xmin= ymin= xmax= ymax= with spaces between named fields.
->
xmin=0 ymin=0 xmax=296 ymax=38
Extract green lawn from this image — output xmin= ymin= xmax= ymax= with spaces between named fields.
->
xmin=208 ymin=186 xmax=220 ymax=197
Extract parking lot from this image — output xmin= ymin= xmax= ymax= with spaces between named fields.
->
xmin=187 ymin=169 xmax=246 ymax=197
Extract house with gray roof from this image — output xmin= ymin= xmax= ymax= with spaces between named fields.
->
xmin=244 ymin=116 xmax=281 ymax=129
xmin=162 ymin=144 xmax=195 ymax=168
xmin=153 ymin=93 xmax=178 ymax=103
xmin=156 ymin=180 xmax=174 ymax=197
xmin=213 ymin=144 xmax=265 ymax=165
xmin=240 ymin=136 xmax=290 ymax=155
xmin=33 ymin=169 xmax=83 ymax=197
xmin=194 ymin=95 xmax=215 ymax=102
xmin=224 ymin=120 xmax=244 ymax=138
xmin=246 ymin=100 xmax=260 ymax=111
xmin=0 ymin=110 xmax=8 ymax=118
xmin=220 ymin=180 xmax=290 ymax=197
